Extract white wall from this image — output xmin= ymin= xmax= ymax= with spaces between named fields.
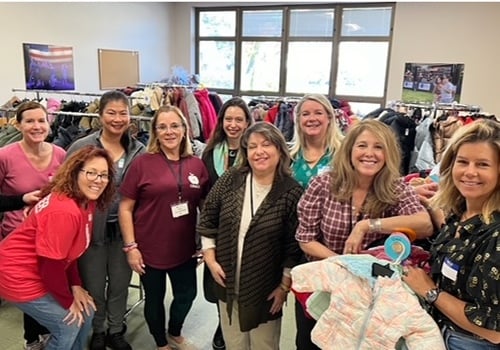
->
xmin=389 ymin=2 xmax=500 ymax=113
xmin=174 ymin=2 xmax=500 ymax=114
xmin=3 ymin=2 xmax=500 ymax=115
xmin=0 ymin=2 xmax=173 ymax=103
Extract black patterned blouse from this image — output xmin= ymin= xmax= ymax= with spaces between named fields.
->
xmin=430 ymin=211 xmax=500 ymax=333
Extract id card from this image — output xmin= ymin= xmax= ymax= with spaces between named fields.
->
xmin=171 ymin=201 xmax=189 ymax=218
xmin=441 ymin=257 xmax=459 ymax=282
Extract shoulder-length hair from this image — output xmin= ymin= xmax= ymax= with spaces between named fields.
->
xmin=38 ymin=145 xmax=116 ymax=210
xmin=432 ymin=118 xmax=500 ymax=223
xmin=203 ymin=97 xmax=253 ymax=156
xmin=15 ymin=101 xmax=48 ymax=123
xmin=146 ymin=105 xmax=193 ymax=157
xmin=289 ymin=94 xmax=344 ymax=159
xmin=330 ymin=119 xmax=402 ymax=217
xmin=238 ymin=122 xmax=292 ymax=180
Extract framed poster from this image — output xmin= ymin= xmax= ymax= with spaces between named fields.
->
xmin=98 ymin=49 xmax=140 ymax=89
xmin=23 ymin=43 xmax=75 ymax=90
xmin=402 ymin=63 xmax=464 ymax=103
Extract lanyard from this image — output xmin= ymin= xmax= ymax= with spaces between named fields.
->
xmin=162 ymin=153 xmax=183 ymax=201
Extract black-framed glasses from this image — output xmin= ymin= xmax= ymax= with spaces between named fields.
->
xmin=80 ymin=169 xmax=110 ymax=182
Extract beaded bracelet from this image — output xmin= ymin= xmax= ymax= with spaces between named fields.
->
xmin=122 ymin=243 xmax=138 ymax=253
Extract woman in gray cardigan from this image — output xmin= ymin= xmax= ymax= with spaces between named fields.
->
xmin=66 ymin=90 xmax=145 ymax=350
xmin=198 ymin=122 xmax=304 ymax=350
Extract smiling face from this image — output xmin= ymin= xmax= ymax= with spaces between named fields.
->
xmin=452 ymin=141 xmax=499 ymax=210
xmin=100 ymin=100 xmax=130 ymax=137
xmin=298 ymin=100 xmax=330 ymax=139
xmin=77 ymin=156 xmax=110 ymax=201
xmin=155 ymin=111 xmax=186 ymax=156
xmin=351 ymin=130 xmax=386 ymax=181
xmin=18 ymin=108 xmax=49 ymax=144
xmin=247 ymin=132 xmax=280 ymax=178
xmin=223 ymin=106 xmax=249 ymax=145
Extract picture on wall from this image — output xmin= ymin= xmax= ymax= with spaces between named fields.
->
xmin=23 ymin=43 xmax=75 ymax=90
xmin=402 ymin=63 xmax=464 ymax=104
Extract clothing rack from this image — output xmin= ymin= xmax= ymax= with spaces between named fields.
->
xmin=434 ymin=102 xmax=481 ymax=112
xmin=51 ymin=110 xmax=152 ymax=121
xmin=136 ymin=82 xmax=199 ymax=89
xmin=12 ymin=88 xmax=103 ymax=101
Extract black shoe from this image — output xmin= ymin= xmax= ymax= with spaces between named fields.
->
xmin=89 ymin=332 xmax=106 ymax=350
xmin=106 ymin=332 xmax=132 ymax=350
xmin=212 ymin=332 xmax=225 ymax=350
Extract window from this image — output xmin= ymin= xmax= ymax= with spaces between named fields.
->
xmin=196 ymin=3 xmax=393 ymax=107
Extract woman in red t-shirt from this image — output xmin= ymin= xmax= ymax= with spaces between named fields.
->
xmin=0 ymin=146 xmax=116 ymax=350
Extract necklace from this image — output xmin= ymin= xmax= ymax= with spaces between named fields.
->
xmin=228 ymin=149 xmax=237 ymax=157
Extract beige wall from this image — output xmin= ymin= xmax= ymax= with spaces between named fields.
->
xmin=2 ymin=2 xmax=499 ymax=115
xmin=0 ymin=2 xmax=173 ymax=102
xmin=389 ymin=2 xmax=500 ymax=113
xmin=175 ymin=2 xmax=500 ymax=114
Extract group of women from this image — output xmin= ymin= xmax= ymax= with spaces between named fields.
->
xmin=0 ymin=91 xmax=498 ymax=350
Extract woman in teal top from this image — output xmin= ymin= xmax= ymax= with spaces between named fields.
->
xmin=290 ymin=94 xmax=344 ymax=188
xmin=289 ymin=93 xmax=344 ymax=350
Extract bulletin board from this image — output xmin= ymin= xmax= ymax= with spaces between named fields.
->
xmin=98 ymin=49 xmax=140 ymax=89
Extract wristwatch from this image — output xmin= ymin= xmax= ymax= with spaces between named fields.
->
xmin=424 ymin=288 xmax=442 ymax=305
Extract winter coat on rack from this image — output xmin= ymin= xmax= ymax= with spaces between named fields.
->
xmin=291 ymin=255 xmax=445 ymax=350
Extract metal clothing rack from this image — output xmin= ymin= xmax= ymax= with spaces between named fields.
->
xmin=12 ymin=88 xmax=103 ymax=101
xmin=51 ymin=110 xmax=152 ymax=121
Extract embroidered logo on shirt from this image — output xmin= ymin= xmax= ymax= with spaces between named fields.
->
xmin=188 ymin=172 xmax=200 ymax=189
xmin=35 ymin=194 xmax=51 ymax=213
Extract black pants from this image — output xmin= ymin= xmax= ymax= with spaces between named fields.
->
xmin=140 ymin=258 xmax=197 ymax=347
xmin=24 ymin=313 xmax=49 ymax=343
xmin=294 ymin=298 xmax=320 ymax=350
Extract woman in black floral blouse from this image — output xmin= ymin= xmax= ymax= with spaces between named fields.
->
xmin=403 ymin=118 xmax=500 ymax=349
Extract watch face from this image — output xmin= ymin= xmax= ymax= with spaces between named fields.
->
xmin=426 ymin=288 xmax=439 ymax=304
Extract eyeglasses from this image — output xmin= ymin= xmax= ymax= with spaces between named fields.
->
xmin=80 ymin=169 xmax=110 ymax=182
xmin=155 ymin=123 xmax=183 ymax=132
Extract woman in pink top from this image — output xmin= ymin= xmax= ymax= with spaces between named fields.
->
xmin=0 ymin=101 xmax=66 ymax=349
xmin=0 ymin=145 xmax=116 ymax=350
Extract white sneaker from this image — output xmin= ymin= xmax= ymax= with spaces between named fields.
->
xmin=166 ymin=334 xmax=197 ymax=350
xmin=24 ymin=341 xmax=44 ymax=350
xmin=40 ymin=334 xmax=51 ymax=346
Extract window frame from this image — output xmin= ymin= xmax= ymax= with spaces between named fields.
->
xmin=195 ymin=2 xmax=395 ymax=107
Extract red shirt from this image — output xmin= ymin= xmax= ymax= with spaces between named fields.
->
xmin=0 ymin=193 xmax=94 ymax=303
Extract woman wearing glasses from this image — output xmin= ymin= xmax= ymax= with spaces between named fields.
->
xmin=119 ymin=105 xmax=209 ymax=350
xmin=0 ymin=100 xmax=66 ymax=350
xmin=66 ymin=90 xmax=145 ymax=350
xmin=0 ymin=145 xmax=116 ymax=350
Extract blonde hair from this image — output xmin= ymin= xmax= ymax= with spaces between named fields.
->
xmin=289 ymin=94 xmax=344 ymax=159
xmin=146 ymin=105 xmax=193 ymax=157
xmin=330 ymin=119 xmax=402 ymax=217
xmin=431 ymin=119 xmax=500 ymax=223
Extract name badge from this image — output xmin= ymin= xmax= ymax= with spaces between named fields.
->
xmin=118 ymin=158 xmax=125 ymax=169
xmin=441 ymin=257 xmax=459 ymax=282
xmin=171 ymin=201 xmax=189 ymax=218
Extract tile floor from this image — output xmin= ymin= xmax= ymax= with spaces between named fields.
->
xmin=0 ymin=267 xmax=297 ymax=350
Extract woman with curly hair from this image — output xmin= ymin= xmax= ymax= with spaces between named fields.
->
xmin=0 ymin=145 xmax=116 ymax=350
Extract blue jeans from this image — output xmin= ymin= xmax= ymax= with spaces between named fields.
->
xmin=14 ymin=294 xmax=94 ymax=350
xmin=443 ymin=326 xmax=498 ymax=350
